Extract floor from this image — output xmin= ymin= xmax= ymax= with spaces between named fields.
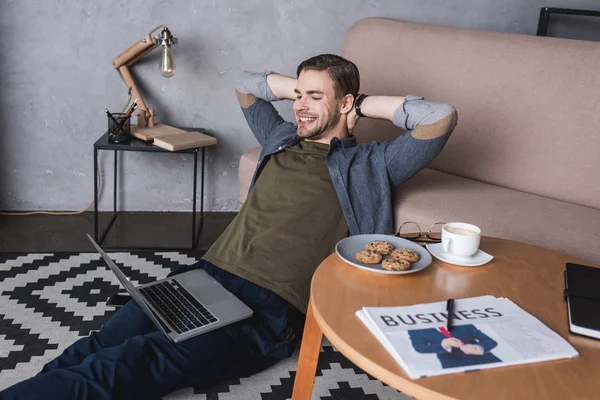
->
xmin=0 ymin=212 xmax=236 ymax=253
xmin=0 ymin=213 xmax=413 ymax=399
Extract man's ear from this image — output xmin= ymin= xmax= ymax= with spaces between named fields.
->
xmin=340 ymin=94 xmax=355 ymax=114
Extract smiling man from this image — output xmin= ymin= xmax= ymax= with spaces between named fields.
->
xmin=0 ymin=54 xmax=457 ymax=400
xmin=293 ymin=69 xmax=350 ymax=141
xmin=209 ymin=54 xmax=458 ymax=318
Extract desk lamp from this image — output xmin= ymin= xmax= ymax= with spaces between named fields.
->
xmin=112 ymin=25 xmax=177 ymax=129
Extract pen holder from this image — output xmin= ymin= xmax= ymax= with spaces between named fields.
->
xmin=108 ymin=113 xmax=131 ymax=144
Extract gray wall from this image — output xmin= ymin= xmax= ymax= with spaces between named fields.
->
xmin=1 ymin=0 xmax=599 ymax=212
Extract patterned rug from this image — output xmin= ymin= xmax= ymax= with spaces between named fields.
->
xmin=0 ymin=252 xmax=408 ymax=399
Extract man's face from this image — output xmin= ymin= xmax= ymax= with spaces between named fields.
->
xmin=293 ymin=69 xmax=341 ymax=140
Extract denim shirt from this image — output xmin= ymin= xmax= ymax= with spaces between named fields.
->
xmin=237 ymin=71 xmax=457 ymax=236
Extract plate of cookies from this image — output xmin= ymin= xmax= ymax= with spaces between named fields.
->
xmin=335 ymin=234 xmax=432 ymax=274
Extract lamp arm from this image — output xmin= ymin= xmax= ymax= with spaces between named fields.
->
xmin=112 ymin=25 xmax=167 ymax=128
xmin=113 ymin=25 xmax=166 ymax=69
xmin=118 ymin=66 xmax=148 ymax=112
xmin=113 ymin=34 xmax=154 ymax=69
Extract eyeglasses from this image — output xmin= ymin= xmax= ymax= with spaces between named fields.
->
xmin=394 ymin=221 xmax=446 ymax=243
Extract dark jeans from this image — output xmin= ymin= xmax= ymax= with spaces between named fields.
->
xmin=0 ymin=260 xmax=299 ymax=400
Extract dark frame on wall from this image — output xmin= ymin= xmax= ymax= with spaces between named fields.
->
xmin=537 ymin=7 xmax=600 ymax=36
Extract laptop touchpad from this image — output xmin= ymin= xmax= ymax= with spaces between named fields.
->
xmin=197 ymin=283 xmax=232 ymax=305
xmin=177 ymin=278 xmax=232 ymax=306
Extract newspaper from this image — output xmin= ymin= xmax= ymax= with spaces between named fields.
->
xmin=356 ymin=296 xmax=578 ymax=379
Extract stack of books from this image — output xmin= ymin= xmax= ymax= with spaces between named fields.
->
xmin=131 ymin=124 xmax=217 ymax=151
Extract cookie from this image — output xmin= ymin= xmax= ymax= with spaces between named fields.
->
xmin=382 ymin=258 xmax=411 ymax=271
xmin=354 ymin=250 xmax=383 ymax=264
xmin=365 ymin=240 xmax=394 ymax=256
xmin=390 ymin=248 xmax=421 ymax=263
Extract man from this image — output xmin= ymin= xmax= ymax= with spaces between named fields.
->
xmin=408 ymin=325 xmax=501 ymax=369
xmin=0 ymin=54 xmax=456 ymax=399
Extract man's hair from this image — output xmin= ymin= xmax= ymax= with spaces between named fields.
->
xmin=296 ymin=54 xmax=360 ymax=100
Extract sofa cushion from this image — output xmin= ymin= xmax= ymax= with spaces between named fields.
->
xmin=394 ymin=168 xmax=600 ymax=264
xmin=341 ymin=18 xmax=600 ymax=210
xmin=239 ymin=148 xmax=598 ymax=263
xmin=238 ymin=146 xmax=262 ymax=204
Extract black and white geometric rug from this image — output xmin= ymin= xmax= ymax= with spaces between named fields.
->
xmin=0 ymin=252 xmax=409 ymax=399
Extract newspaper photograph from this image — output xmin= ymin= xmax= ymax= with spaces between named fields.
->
xmin=356 ymin=296 xmax=578 ymax=379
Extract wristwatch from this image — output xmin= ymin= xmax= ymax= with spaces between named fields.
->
xmin=354 ymin=94 xmax=369 ymax=117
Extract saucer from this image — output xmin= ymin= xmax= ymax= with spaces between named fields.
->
xmin=426 ymin=243 xmax=493 ymax=267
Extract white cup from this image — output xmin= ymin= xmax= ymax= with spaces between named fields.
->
xmin=441 ymin=222 xmax=481 ymax=258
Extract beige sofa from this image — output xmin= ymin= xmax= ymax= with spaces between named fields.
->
xmin=238 ymin=18 xmax=600 ymax=265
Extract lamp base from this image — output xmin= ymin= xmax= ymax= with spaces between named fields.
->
xmin=136 ymin=108 xmax=156 ymax=128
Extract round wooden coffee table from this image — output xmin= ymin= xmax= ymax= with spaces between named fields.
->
xmin=291 ymin=236 xmax=600 ymax=400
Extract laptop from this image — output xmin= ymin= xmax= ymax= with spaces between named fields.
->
xmin=87 ymin=234 xmax=253 ymax=343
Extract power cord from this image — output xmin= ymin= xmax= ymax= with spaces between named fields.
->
xmin=0 ymin=94 xmax=133 ymax=216
xmin=0 ymin=167 xmax=103 ymax=216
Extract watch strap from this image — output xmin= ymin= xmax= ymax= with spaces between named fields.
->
xmin=355 ymin=94 xmax=369 ymax=118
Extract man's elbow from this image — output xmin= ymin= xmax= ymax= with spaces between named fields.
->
xmin=234 ymin=71 xmax=258 ymax=108
xmin=235 ymin=89 xmax=257 ymax=109
xmin=235 ymin=70 xmax=254 ymax=93
xmin=411 ymin=107 xmax=458 ymax=140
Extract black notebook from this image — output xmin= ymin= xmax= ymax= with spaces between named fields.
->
xmin=564 ymin=263 xmax=600 ymax=340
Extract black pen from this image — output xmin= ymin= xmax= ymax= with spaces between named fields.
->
xmin=446 ymin=298 xmax=455 ymax=331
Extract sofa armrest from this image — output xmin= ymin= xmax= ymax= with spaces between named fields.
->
xmin=238 ymin=147 xmax=262 ymax=204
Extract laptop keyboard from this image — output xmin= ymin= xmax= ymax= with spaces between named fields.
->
xmin=139 ymin=280 xmax=218 ymax=334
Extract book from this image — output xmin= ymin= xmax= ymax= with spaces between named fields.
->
xmin=356 ymin=296 xmax=578 ymax=379
xmin=131 ymin=124 xmax=186 ymax=141
xmin=152 ymin=131 xmax=217 ymax=151
xmin=564 ymin=263 xmax=600 ymax=340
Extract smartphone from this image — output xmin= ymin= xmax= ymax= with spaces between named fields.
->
xmin=106 ymin=293 xmax=131 ymax=307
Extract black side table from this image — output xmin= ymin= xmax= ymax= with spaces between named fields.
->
xmin=93 ymin=128 xmax=214 ymax=250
